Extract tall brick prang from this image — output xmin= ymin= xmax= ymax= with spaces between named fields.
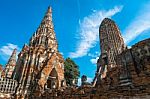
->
xmin=12 ymin=7 xmax=64 ymax=97
xmin=99 ymin=18 xmax=126 ymax=67
xmin=93 ymin=18 xmax=126 ymax=86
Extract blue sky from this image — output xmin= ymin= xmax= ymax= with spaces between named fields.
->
xmin=0 ymin=0 xmax=150 ymax=83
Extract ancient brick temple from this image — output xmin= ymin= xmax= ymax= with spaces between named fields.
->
xmin=93 ymin=18 xmax=126 ymax=86
xmin=0 ymin=6 xmax=150 ymax=99
xmin=0 ymin=49 xmax=18 ymax=98
xmin=91 ymin=18 xmax=150 ymax=98
xmin=99 ymin=18 xmax=126 ymax=66
xmin=12 ymin=7 xmax=65 ymax=98
xmin=37 ymin=18 xmax=150 ymax=99
xmin=4 ymin=49 xmax=16 ymax=78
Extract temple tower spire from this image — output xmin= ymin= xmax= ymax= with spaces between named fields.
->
xmin=93 ymin=18 xmax=126 ymax=84
xmin=99 ymin=18 xmax=126 ymax=67
xmin=5 ymin=48 xmax=17 ymax=78
xmin=29 ymin=7 xmax=57 ymax=51
xmin=13 ymin=7 xmax=64 ymax=96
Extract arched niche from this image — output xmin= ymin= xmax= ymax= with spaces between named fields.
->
xmin=46 ymin=68 xmax=59 ymax=89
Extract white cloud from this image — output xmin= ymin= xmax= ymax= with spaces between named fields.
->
xmin=88 ymin=51 xmax=100 ymax=64
xmin=90 ymin=57 xmax=99 ymax=64
xmin=127 ymin=46 xmax=131 ymax=49
xmin=0 ymin=43 xmax=20 ymax=61
xmin=69 ymin=6 xmax=123 ymax=58
xmin=78 ymin=77 xmax=93 ymax=86
xmin=123 ymin=2 xmax=150 ymax=44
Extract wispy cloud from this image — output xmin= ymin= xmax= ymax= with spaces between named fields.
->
xmin=69 ymin=6 xmax=123 ymax=58
xmin=0 ymin=43 xmax=20 ymax=61
xmin=123 ymin=2 xmax=150 ymax=44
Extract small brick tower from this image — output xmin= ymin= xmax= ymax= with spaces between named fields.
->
xmin=5 ymin=49 xmax=16 ymax=78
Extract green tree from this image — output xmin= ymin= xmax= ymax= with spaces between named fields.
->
xmin=64 ymin=58 xmax=80 ymax=86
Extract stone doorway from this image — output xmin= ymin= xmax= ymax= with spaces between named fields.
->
xmin=46 ymin=68 xmax=58 ymax=89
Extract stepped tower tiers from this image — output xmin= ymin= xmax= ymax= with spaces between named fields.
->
xmin=29 ymin=7 xmax=58 ymax=51
xmin=13 ymin=7 xmax=64 ymax=96
xmin=5 ymin=49 xmax=17 ymax=78
xmin=99 ymin=18 xmax=126 ymax=67
xmin=92 ymin=18 xmax=126 ymax=86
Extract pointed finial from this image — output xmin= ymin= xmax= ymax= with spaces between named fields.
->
xmin=41 ymin=6 xmax=52 ymax=22
xmin=47 ymin=6 xmax=52 ymax=14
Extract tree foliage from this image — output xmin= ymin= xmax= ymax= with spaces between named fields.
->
xmin=64 ymin=58 xmax=80 ymax=86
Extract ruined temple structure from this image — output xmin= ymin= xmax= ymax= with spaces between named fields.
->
xmin=93 ymin=18 xmax=126 ymax=86
xmin=0 ymin=6 xmax=150 ymax=99
xmin=12 ymin=7 xmax=65 ymax=98
xmin=91 ymin=18 xmax=150 ymax=98
xmin=4 ymin=48 xmax=17 ymax=78
xmin=0 ymin=49 xmax=18 ymax=98
xmin=99 ymin=18 xmax=126 ymax=66
xmin=38 ymin=18 xmax=150 ymax=99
